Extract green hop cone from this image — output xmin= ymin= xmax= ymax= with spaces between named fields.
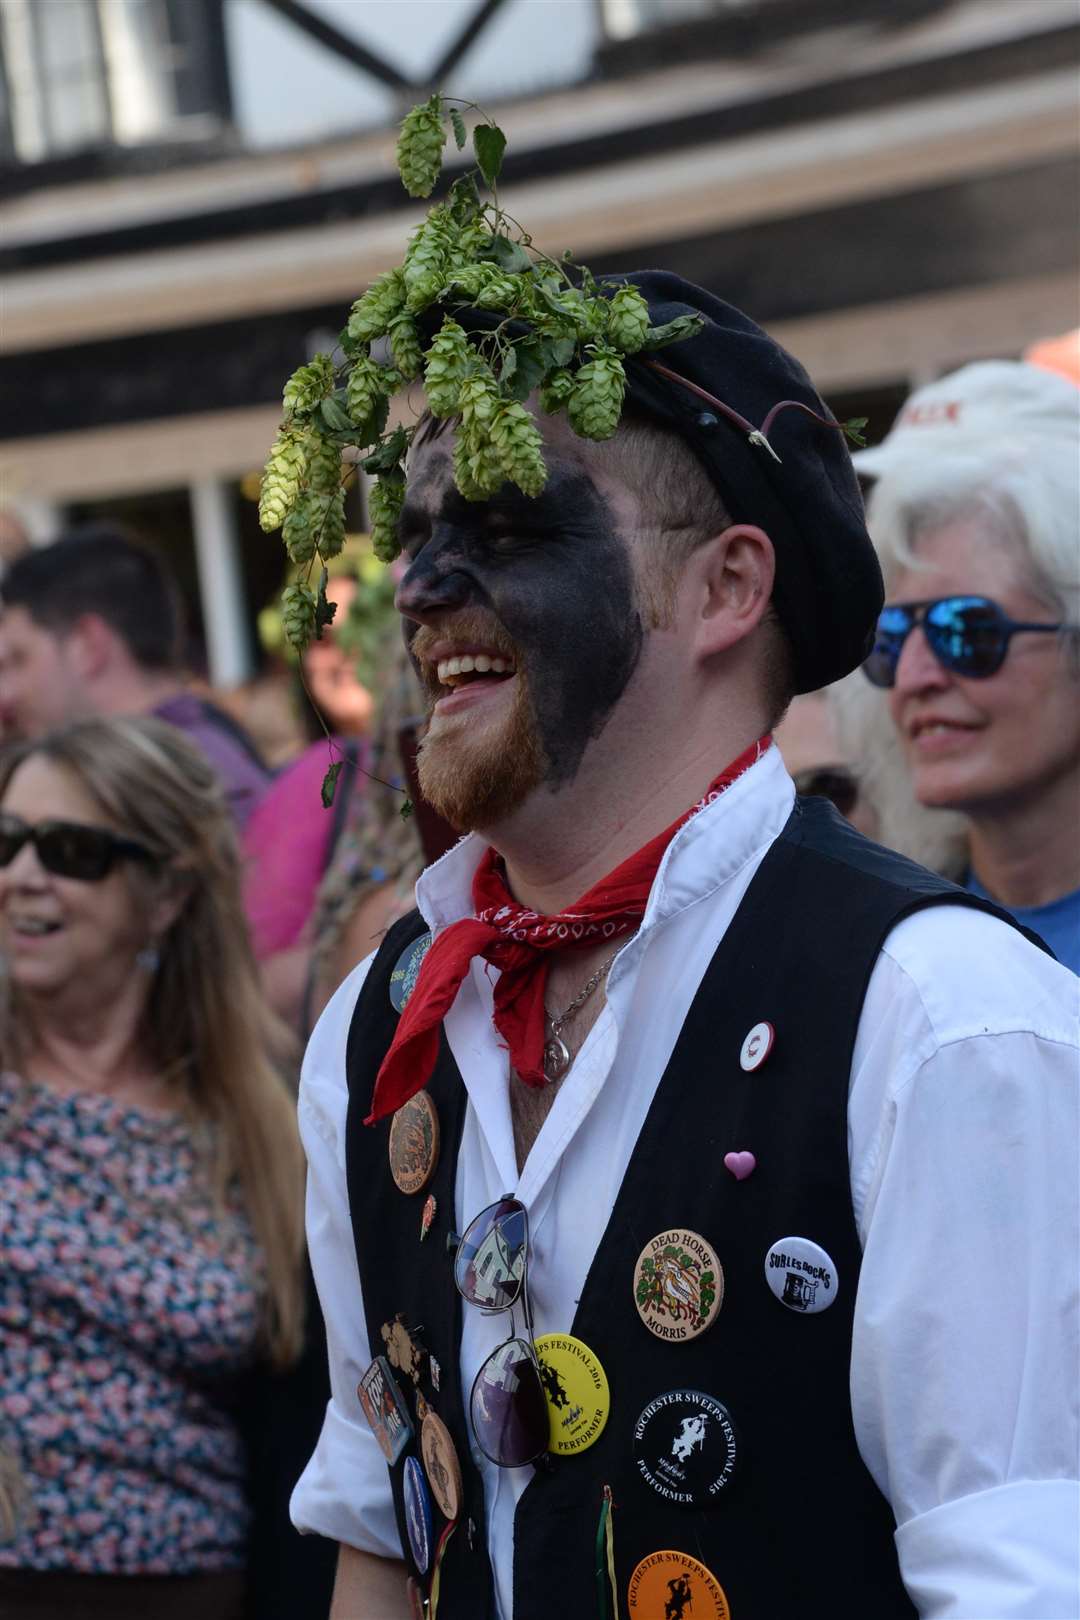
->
xmin=568 ymin=346 xmax=626 ymax=441
xmin=281 ymin=583 xmax=317 ymax=651
xmin=453 ymin=431 xmax=505 ymax=502
xmin=347 ymin=269 xmax=406 ymax=346
xmin=282 ymin=353 xmax=335 ymax=417
xmin=442 ymin=263 xmax=487 ymax=302
xmin=389 ymin=315 xmax=424 ymax=382
xmin=458 ymin=368 xmax=500 ymax=430
xmin=404 ymin=207 xmax=455 ymax=314
xmin=369 ymin=471 xmax=406 ymax=563
xmin=259 ymin=429 xmax=309 ymax=533
xmin=424 ymin=319 xmax=471 ymax=417
xmin=539 ymin=368 xmax=575 ymax=414
xmin=314 ymin=487 xmax=347 ymax=559
xmin=306 ymin=431 xmax=343 ymax=496
xmin=490 ymin=401 xmax=546 ymax=497
xmin=474 ymin=271 xmax=520 ymax=313
xmin=346 ymin=355 xmax=388 ymax=434
xmin=396 ymin=94 xmax=447 ymax=199
xmin=608 ymin=286 xmax=650 ymax=354
xmin=282 ymin=493 xmax=318 ymax=565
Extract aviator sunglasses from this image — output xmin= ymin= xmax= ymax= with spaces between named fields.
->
xmin=0 ymin=813 xmax=157 ymax=882
xmin=862 ymin=595 xmax=1063 ymax=689
xmin=453 ymin=1196 xmax=550 ymax=1468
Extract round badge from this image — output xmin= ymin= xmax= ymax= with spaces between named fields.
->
xmin=634 ymin=1228 xmax=723 ymax=1342
xmin=420 ymin=1410 xmax=463 ymax=1522
xmin=740 ymin=1019 xmax=774 ymax=1071
xmin=390 ymin=931 xmax=432 ymax=1013
xmin=627 ymin=1550 xmax=731 ymax=1618
xmin=533 ymin=1333 xmax=611 ymax=1456
xmin=405 ymin=1576 xmax=426 ymax=1620
xmin=765 ymin=1235 xmax=839 ymax=1314
xmin=389 ymin=1091 xmax=440 ymax=1195
xmin=633 ymin=1389 xmax=739 ymax=1507
xmin=403 ymin=1455 xmax=432 ymax=1574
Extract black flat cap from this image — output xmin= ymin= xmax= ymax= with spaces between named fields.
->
xmin=607 ymin=271 xmax=882 ymax=693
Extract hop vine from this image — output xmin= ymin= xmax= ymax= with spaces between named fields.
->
xmin=258 ymin=89 xmax=708 ymax=625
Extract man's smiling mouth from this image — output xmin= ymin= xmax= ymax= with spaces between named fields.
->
xmin=435 ymin=651 xmax=516 ymax=688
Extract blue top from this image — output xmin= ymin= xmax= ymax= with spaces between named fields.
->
xmin=966 ymin=873 xmax=1080 ymax=976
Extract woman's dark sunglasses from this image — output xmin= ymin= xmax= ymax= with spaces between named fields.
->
xmin=792 ymin=766 xmax=858 ymax=819
xmin=0 ymin=813 xmax=156 ymax=882
xmin=863 ymin=595 xmax=1062 ymax=689
xmin=453 ymin=1196 xmax=550 ymax=1469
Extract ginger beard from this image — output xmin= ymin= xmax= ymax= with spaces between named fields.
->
xmin=411 ymin=610 xmax=548 ymax=831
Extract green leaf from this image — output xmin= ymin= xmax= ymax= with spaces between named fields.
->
xmin=449 ymin=107 xmax=467 ymax=150
xmin=499 ymin=346 xmax=518 ymax=384
xmin=361 ymin=425 xmax=410 ymax=474
xmin=503 ymin=336 xmax=551 ymax=403
xmin=473 ymin=122 xmax=506 ymax=190
xmin=475 ymin=233 xmax=532 ymax=274
xmin=399 ymin=797 xmax=414 ymax=821
xmin=321 ymin=760 xmax=343 ymax=808
xmin=448 ymin=173 xmax=482 ymax=224
xmin=638 ymin=313 xmax=705 ymax=351
xmin=842 ymin=415 xmax=869 ymax=447
xmin=549 ymin=336 xmax=576 ymax=367
xmin=314 ymin=570 xmax=338 ymax=640
xmin=319 ymin=394 xmax=355 ymax=435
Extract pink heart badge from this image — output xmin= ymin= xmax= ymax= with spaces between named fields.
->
xmin=723 ymin=1150 xmax=756 ymax=1181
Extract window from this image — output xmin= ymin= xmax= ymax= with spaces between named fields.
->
xmin=0 ymin=0 xmax=229 ymax=163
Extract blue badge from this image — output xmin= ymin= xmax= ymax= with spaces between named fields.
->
xmin=390 ymin=931 xmax=433 ymax=1013
xmin=403 ymin=1454 xmax=433 ymax=1574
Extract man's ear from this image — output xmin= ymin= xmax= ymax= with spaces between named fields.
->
xmin=691 ymin=524 xmax=776 ymax=660
xmin=62 ymin=613 xmax=115 ymax=681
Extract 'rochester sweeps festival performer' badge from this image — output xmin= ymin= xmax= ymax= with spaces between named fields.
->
xmin=633 ymin=1389 xmax=740 ymax=1507
xmin=627 ymin=1551 xmax=731 ymax=1619
xmin=357 ymin=1355 xmax=414 ymax=1464
xmin=533 ymin=1333 xmax=610 ymax=1456
xmin=634 ymin=1229 xmax=723 ymax=1342
xmin=389 ymin=1090 xmax=440 ymax=1194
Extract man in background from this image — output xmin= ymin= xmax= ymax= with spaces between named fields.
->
xmin=0 ymin=524 xmax=271 ymax=829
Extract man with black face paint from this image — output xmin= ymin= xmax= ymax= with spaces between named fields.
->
xmin=291 ymin=275 xmax=1079 ymax=1620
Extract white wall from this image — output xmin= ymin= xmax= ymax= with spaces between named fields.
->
xmin=226 ymin=0 xmax=599 ymax=150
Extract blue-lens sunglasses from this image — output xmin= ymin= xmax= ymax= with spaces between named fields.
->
xmin=862 ymin=595 xmax=1063 ymax=689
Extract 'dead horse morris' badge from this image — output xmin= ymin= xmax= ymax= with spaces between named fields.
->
xmin=634 ymin=1229 xmax=724 ymax=1342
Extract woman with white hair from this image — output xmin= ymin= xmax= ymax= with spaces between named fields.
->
xmin=849 ymin=359 xmax=1080 ymax=973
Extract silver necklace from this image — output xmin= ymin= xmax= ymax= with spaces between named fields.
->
xmin=541 ymin=949 xmax=620 ymax=1083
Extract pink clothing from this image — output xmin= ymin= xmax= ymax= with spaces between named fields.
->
xmin=242 ymin=742 xmax=362 ymax=959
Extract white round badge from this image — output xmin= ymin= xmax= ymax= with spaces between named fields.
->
xmin=764 ymin=1236 xmax=838 ymax=1314
xmin=739 ymin=1021 xmax=774 ymax=1072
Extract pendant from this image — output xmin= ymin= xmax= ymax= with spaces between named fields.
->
xmin=542 ymin=1033 xmax=571 ymax=1083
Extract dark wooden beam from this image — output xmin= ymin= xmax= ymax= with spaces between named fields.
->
xmin=425 ymin=0 xmax=512 ymax=88
xmin=257 ymin=0 xmax=411 ymax=92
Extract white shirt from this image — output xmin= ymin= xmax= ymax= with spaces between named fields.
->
xmin=292 ymin=747 xmax=1080 ymax=1619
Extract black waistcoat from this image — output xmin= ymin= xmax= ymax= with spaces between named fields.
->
xmin=344 ymin=800 xmax=1028 ymax=1619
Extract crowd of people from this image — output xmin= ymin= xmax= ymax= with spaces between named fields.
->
xmin=0 ymin=299 xmax=1076 ymax=1619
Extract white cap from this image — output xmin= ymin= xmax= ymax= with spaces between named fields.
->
xmin=851 ymin=360 xmax=1080 ymax=480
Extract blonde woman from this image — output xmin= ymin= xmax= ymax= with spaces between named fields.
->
xmin=0 ymin=718 xmax=316 ymax=1618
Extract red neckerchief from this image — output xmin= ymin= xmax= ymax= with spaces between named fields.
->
xmin=365 ymin=735 xmax=771 ymax=1124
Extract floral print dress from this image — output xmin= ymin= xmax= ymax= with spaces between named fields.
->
xmin=0 ymin=1072 xmax=265 ymax=1574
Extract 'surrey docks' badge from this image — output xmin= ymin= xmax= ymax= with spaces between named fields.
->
xmin=633 ymin=1390 xmax=739 ymax=1507
xmin=634 ymin=1229 xmax=723 ymax=1342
